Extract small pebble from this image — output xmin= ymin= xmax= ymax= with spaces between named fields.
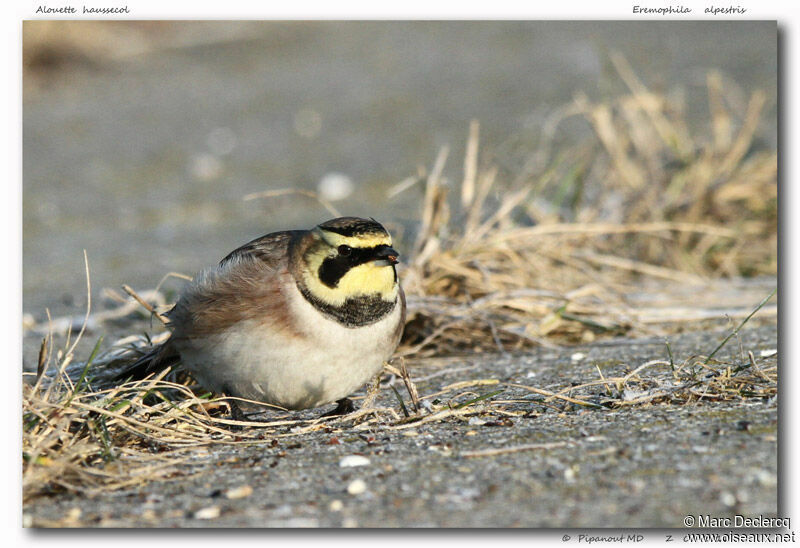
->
xmin=329 ymin=500 xmax=343 ymax=512
xmin=427 ymin=444 xmax=452 ymax=456
xmin=720 ymin=491 xmax=737 ymax=507
xmin=752 ymin=469 xmax=777 ymax=487
xmin=571 ymin=352 xmax=586 ymax=362
xmin=194 ymin=506 xmax=221 ymax=520
xmin=760 ymin=349 xmax=777 ymax=358
xmin=318 ymin=172 xmax=354 ymax=201
xmin=339 ymin=455 xmax=370 ymax=468
xmin=347 ymin=479 xmax=367 ymax=495
xmin=225 ymin=485 xmax=253 ymax=499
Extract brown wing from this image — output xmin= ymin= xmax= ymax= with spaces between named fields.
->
xmin=168 ymin=230 xmax=307 ymax=339
xmin=219 ymin=230 xmax=305 ymax=270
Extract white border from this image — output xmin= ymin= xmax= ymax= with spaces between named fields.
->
xmin=6 ymin=2 xmax=795 ymax=546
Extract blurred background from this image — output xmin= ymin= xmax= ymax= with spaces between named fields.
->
xmin=23 ymin=21 xmax=777 ymax=322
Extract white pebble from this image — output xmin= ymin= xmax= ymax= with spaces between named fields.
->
xmin=347 ymin=479 xmax=367 ymax=495
xmin=571 ymin=352 xmax=586 ymax=362
xmin=720 ymin=491 xmax=737 ymax=507
xmin=318 ymin=172 xmax=355 ymax=201
xmin=760 ymin=349 xmax=777 ymax=358
xmin=339 ymin=455 xmax=371 ymax=468
xmin=752 ymin=469 xmax=777 ymax=487
xmin=329 ymin=499 xmax=343 ymax=512
xmin=194 ymin=506 xmax=220 ymax=520
xmin=225 ymin=485 xmax=253 ymax=499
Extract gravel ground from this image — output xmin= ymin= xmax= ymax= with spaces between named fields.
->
xmin=24 ymin=323 xmax=778 ymax=528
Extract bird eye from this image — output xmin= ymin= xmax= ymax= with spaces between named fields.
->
xmin=337 ymin=245 xmax=352 ymax=256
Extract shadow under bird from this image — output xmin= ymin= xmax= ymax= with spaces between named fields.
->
xmin=121 ymin=217 xmax=406 ymax=416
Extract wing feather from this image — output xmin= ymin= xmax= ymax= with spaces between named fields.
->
xmin=168 ymin=230 xmax=306 ymax=338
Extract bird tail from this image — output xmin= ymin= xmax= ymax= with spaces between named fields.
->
xmin=110 ymin=340 xmax=181 ymax=385
xmin=32 ymin=335 xmax=184 ymax=394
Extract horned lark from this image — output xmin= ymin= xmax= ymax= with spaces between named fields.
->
xmin=127 ymin=217 xmax=405 ymax=413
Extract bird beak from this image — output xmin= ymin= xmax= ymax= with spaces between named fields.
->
xmin=373 ymin=246 xmax=400 ymax=266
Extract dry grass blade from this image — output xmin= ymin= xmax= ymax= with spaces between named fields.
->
xmin=703 ymin=288 xmax=777 ymax=364
xmin=122 ymin=284 xmax=170 ymax=325
xmin=505 ymin=384 xmax=604 ymax=409
xmin=244 ymin=188 xmax=342 ymax=218
xmin=461 ymin=442 xmax=571 ymax=458
xmin=461 ymin=119 xmax=480 ymax=209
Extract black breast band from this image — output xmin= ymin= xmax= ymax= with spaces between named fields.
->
xmin=296 ymin=284 xmax=397 ymax=327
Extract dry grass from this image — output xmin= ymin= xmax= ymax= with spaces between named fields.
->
xmin=23 ymin=369 xmax=394 ymax=500
xmin=398 ymin=58 xmax=775 ymax=353
xmin=23 ymin=61 xmax=777 ymax=502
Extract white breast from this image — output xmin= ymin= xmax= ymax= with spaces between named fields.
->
xmin=176 ymin=282 xmax=402 ymax=410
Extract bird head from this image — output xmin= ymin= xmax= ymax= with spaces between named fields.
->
xmin=299 ymin=217 xmax=400 ymax=306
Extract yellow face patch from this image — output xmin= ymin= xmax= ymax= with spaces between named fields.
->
xmin=302 ymin=230 xmax=398 ymax=306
